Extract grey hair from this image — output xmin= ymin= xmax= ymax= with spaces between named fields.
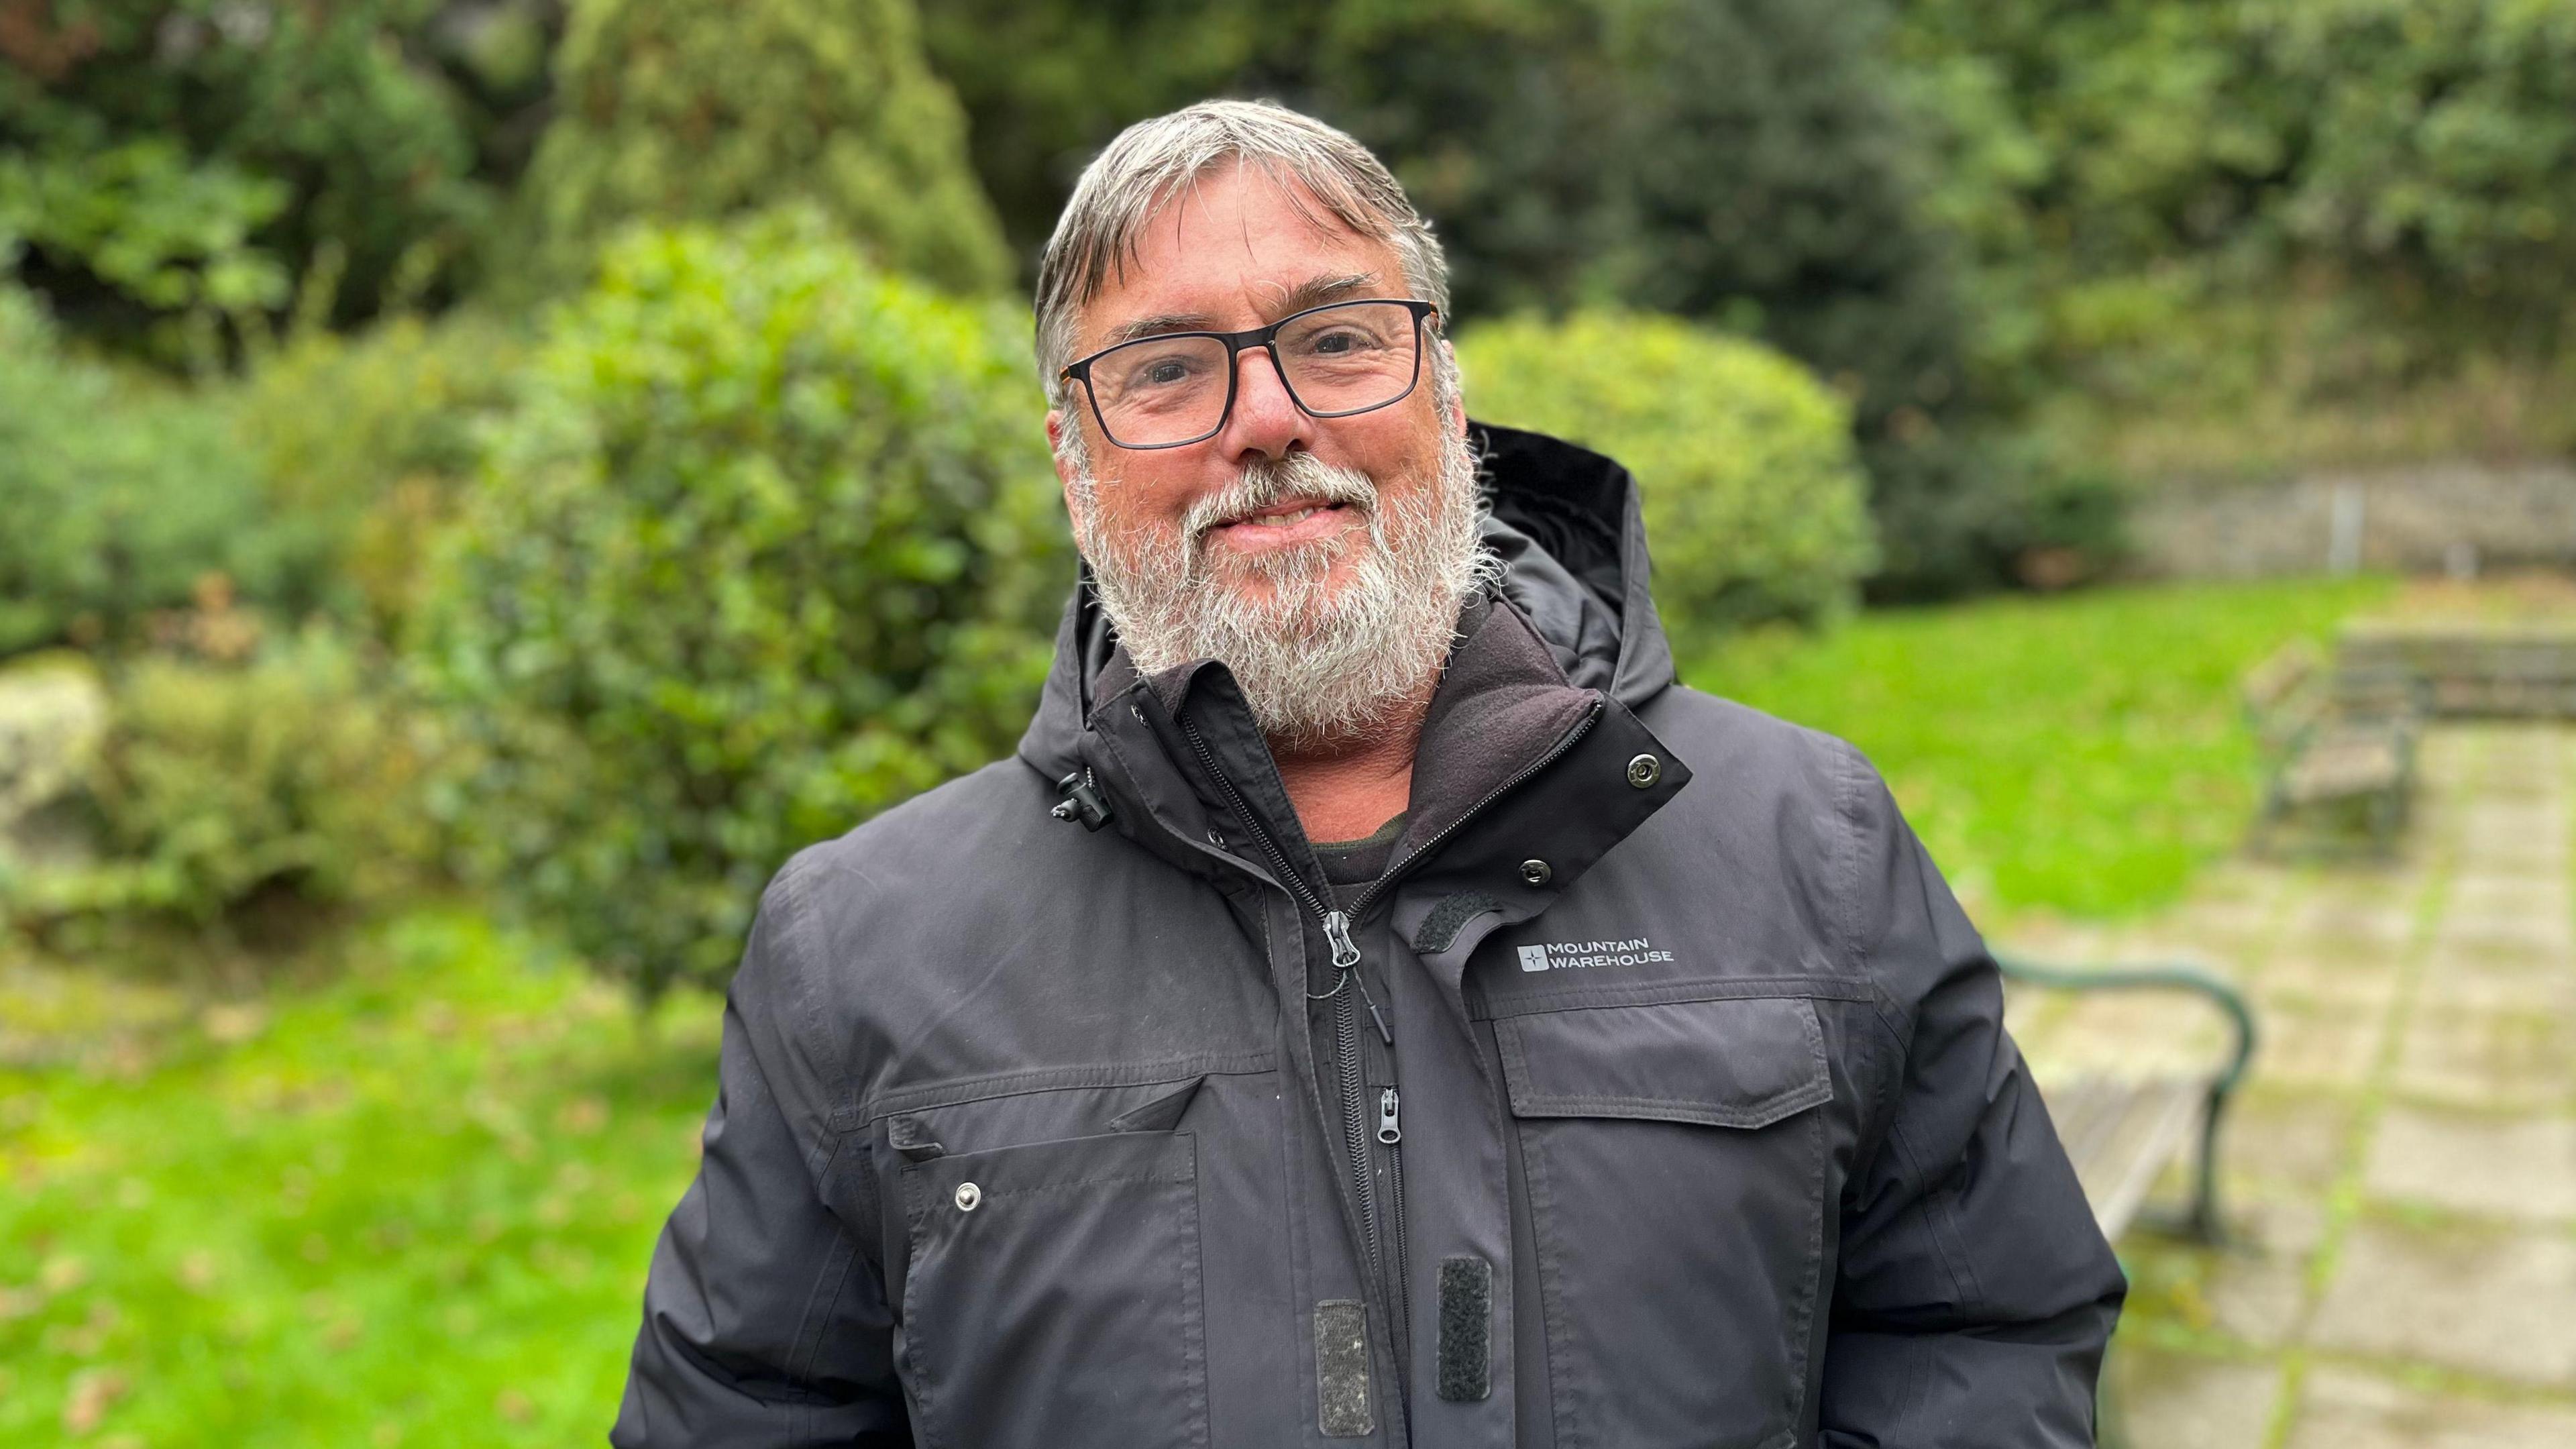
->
xmin=1034 ymin=99 xmax=1451 ymax=407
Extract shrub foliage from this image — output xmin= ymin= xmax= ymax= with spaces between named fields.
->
xmin=1458 ymin=312 xmax=1876 ymax=631
xmin=0 ymin=286 xmax=322 ymax=656
xmin=229 ymin=312 xmax=527 ymax=640
xmin=411 ymin=213 xmax=1068 ymax=996
xmin=6 ymin=629 xmax=442 ymax=934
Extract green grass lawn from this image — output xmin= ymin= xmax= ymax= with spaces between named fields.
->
xmin=0 ymin=911 xmax=721 ymax=1448
xmin=0 ymin=574 xmax=2395 ymax=1445
xmin=1677 ymin=574 xmax=2395 ymax=924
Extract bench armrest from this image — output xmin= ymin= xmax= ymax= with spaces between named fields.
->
xmin=1994 ymin=953 xmax=2260 ymax=1242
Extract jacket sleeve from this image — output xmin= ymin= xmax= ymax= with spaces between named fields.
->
xmin=1818 ymin=749 xmax=2125 ymax=1448
xmin=612 ymin=863 xmax=912 ymax=1447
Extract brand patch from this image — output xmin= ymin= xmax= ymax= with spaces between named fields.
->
xmin=1515 ymin=938 xmax=1673 ymax=972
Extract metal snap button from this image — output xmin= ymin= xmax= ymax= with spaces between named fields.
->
xmin=1519 ymin=858 xmax=1552 ymax=886
xmin=954 ymin=1181 xmax=982 ymax=1212
xmin=1625 ymin=753 xmax=1662 ymax=789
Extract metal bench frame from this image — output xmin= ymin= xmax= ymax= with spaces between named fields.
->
xmin=1996 ymin=954 xmax=2259 ymax=1244
xmin=1998 ymin=955 xmax=2260 ymax=1449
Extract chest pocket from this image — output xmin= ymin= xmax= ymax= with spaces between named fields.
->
xmin=893 ymin=1085 xmax=1211 ymax=1449
xmin=1494 ymin=992 xmax=1837 ymax=1449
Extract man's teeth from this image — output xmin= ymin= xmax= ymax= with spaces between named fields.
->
xmin=1238 ymin=506 xmax=1324 ymax=527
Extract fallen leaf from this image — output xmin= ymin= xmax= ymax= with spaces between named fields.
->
xmin=201 ymin=1003 xmax=268 ymax=1044
xmin=62 ymin=1367 xmax=128 ymax=1435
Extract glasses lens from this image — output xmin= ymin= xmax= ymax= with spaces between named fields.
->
xmin=1277 ymin=303 xmax=1421 ymax=415
xmin=1087 ymin=333 xmax=1233 ymax=447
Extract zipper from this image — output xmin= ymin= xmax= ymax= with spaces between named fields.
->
xmin=1178 ymin=696 xmax=1604 ymax=1413
xmin=1379 ymin=1085 xmax=1411 ymax=1373
xmin=1179 ymin=719 xmax=1394 ymax=1302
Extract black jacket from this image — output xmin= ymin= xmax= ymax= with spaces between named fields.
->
xmin=612 ymin=424 xmax=2125 ymax=1448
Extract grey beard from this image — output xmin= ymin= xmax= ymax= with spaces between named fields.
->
xmin=1071 ymin=435 xmax=1495 ymax=749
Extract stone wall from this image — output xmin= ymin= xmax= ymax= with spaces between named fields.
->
xmin=2130 ymin=462 xmax=2576 ymax=578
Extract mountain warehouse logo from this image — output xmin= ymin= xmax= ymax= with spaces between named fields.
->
xmin=1515 ymin=938 xmax=1674 ymax=972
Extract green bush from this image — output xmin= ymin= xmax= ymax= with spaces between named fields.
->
xmin=519 ymin=0 xmax=1009 ymax=294
xmin=411 ymin=211 xmax=1069 ymax=998
xmin=0 ymin=286 xmax=323 ymax=657
xmin=1458 ymin=311 xmax=1876 ymax=630
xmin=229 ymin=311 xmax=528 ymax=639
xmin=5 ymin=629 xmax=443 ymax=935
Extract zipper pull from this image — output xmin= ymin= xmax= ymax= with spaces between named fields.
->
xmin=1324 ymin=911 xmax=1394 ymax=1044
xmin=1377 ymin=1087 xmax=1402 ymax=1144
xmin=1322 ymin=910 xmax=1361 ymax=971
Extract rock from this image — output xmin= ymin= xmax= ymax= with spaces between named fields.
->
xmin=0 ymin=650 xmax=108 ymax=871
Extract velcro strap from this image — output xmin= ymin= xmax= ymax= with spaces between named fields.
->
xmin=1436 ymin=1255 xmax=1493 ymax=1402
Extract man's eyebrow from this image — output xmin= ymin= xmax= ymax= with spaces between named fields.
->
xmin=1275 ymin=271 xmax=1379 ymax=314
xmin=1094 ymin=272 xmax=1387 ymax=351
xmin=1103 ymin=311 xmax=1218 ymax=347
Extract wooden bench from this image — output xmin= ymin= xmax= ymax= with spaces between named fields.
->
xmin=1998 ymin=955 xmax=2259 ymax=1246
xmin=2241 ymin=640 xmax=2425 ymax=855
xmin=2339 ymin=619 xmax=2576 ymax=718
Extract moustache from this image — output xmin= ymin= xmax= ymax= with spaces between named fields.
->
xmin=1182 ymin=454 xmax=1381 ymax=545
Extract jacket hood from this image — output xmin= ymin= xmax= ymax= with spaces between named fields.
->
xmin=1016 ymin=422 xmax=1676 ymax=782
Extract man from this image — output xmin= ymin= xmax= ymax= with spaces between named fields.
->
xmin=614 ymin=100 xmax=2123 ymax=1448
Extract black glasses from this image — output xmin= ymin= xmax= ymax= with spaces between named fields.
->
xmin=1060 ymin=298 xmax=1438 ymax=449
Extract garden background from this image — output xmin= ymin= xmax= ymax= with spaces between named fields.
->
xmin=4 ymin=2 xmax=2571 ymax=1444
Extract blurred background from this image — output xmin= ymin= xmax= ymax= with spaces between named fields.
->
xmin=4 ymin=2 xmax=2573 ymax=1444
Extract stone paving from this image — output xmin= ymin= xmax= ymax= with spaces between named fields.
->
xmin=2002 ymin=723 xmax=2576 ymax=1448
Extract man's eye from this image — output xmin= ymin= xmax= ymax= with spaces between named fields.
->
xmin=1117 ymin=352 xmax=1205 ymax=390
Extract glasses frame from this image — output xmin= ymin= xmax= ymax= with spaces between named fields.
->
xmin=1059 ymin=297 xmax=1440 ymax=450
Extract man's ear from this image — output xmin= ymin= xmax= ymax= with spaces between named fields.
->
xmin=1046 ymin=409 xmax=1083 ymax=521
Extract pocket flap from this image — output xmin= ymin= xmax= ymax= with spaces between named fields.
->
xmin=1108 ymin=1073 xmax=1207 ymax=1134
xmin=903 ymin=1128 xmax=1193 ymax=1212
xmin=1495 ymin=996 xmax=1832 ymax=1129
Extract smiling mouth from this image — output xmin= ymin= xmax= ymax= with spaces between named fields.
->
xmin=1199 ymin=496 xmax=1358 ymax=551
xmin=1212 ymin=496 xmax=1344 ymax=528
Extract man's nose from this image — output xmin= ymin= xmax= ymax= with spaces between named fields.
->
xmin=1213 ymin=344 xmax=1307 ymax=462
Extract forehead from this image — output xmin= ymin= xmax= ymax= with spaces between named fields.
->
xmin=1074 ymin=166 xmax=1406 ymax=353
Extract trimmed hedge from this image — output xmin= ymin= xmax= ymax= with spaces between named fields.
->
xmin=1457 ymin=311 xmax=1876 ymax=631
xmin=411 ymin=212 xmax=1068 ymax=997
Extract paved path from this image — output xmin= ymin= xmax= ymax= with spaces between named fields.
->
xmin=2004 ymin=722 xmax=2576 ymax=1448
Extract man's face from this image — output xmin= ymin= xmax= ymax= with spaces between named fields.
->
xmin=1048 ymin=165 xmax=1483 ymax=745
xmin=1049 ymin=165 xmax=1464 ymax=608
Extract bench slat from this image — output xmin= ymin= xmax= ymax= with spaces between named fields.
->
xmin=2039 ymin=1075 xmax=2207 ymax=1242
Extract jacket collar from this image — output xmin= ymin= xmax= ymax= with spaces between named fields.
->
xmin=1066 ymin=590 xmax=1689 ymax=930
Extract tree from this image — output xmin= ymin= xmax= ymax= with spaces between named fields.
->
xmin=518 ymin=0 xmax=1010 ymax=294
xmin=0 ymin=0 xmax=561 ymax=362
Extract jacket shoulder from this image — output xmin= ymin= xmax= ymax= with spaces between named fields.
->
xmin=1639 ymin=684 xmax=1880 ymax=814
xmin=773 ymin=757 xmax=1067 ymax=906
xmin=1633 ymin=685 xmax=1957 ymax=985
